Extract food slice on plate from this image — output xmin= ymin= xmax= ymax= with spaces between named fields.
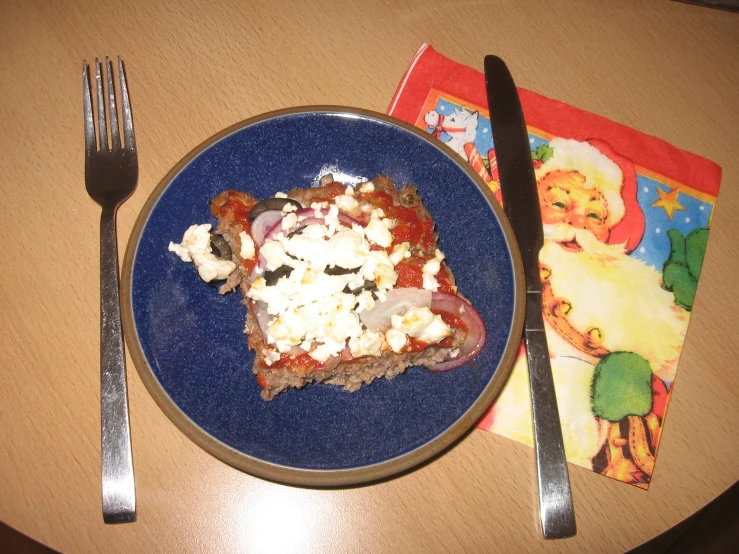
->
xmin=169 ymin=174 xmax=486 ymax=400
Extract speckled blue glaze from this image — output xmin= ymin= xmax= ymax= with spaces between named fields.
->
xmin=129 ymin=110 xmax=518 ymax=474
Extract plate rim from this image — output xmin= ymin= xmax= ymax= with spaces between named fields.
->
xmin=121 ymin=105 xmax=525 ymax=486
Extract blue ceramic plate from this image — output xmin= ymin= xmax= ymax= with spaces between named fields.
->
xmin=121 ymin=107 xmax=524 ymax=486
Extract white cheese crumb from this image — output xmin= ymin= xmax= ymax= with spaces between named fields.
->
xmin=263 ymin=349 xmax=281 ymax=366
xmin=335 ymin=194 xmax=359 ymax=213
xmin=365 ymin=215 xmax=394 ymax=247
xmin=361 ymin=251 xmax=397 ymax=291
xmin=344 ymin=185 xmax=355 ymax=196
xmin=282 ymin=203 xmax=298 ymax=213
xmin=385 ymin=328 xmax=408 ymax=353
xmin=349 ymin=330 xmax=383 ymax=358
xmin=274 ymin=192 xmax=288 ymax=198
xmin=309 ymin=339 xmax=346 ymax=362
xmin=359 ymin=181 xmax=375 ymax=193
xmin=422 ymin=249 xmax=445 ymax=276
xmin=282 ymin=212 xmax=298 ymax=231
xmin=391 ymin=306 xmax=452 ymax=344
xmin=355 ymin=290 xmax=376 ymax=313
xmin=422 ymin=273 xmax=439 ymax=292
xmin=238 ymin=231 xmax=256 ymax=260
xmin=389 ymin=242 xmax=411 ymax=265
xmin=169 ymin=224 xmax=236 ymax=282
xmin=260 ymin=240 xmax=291 ymax=270
xmin=168 ymin=242 xmax=191 ymax=262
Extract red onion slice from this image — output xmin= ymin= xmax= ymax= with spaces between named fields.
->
xmin=263 ymin=207 xmax=360 ymax=243
xmin=427 ymin=291 xmax=487 ymax=372
xmin=251 ymin=211 xmax=284 ymax=246
xmin=295 ymin=206 xmax=359 ymax=226
xmin=252 ymin=300 xmax=272 ymax=338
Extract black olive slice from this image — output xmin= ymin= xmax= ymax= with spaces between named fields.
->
xmin=248 ymin=197 xmax=303 ymax=222
xmin=287 ymin=225 xmax=306 ymax=238
xmin=325 ymin=265 xmax=360 ymax=276
xmin=343 ymin=281 xmax=378 ymax=295
xmin=264 ymin=265 xmax=293 ymax=286
xmin=209 ymin=233 xmax=233 ymax=260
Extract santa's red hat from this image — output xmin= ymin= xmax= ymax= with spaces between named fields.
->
xmin=535 ymin=138 xmax=645 ymax=253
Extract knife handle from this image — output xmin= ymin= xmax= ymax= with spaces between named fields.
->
xmin=524 ymin=290 xmax=577 ymax=539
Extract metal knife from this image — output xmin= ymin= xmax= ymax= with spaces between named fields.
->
xmin=484 ymin=55 xmax=576 ymax=539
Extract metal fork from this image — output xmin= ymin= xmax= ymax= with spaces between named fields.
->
xmin=83 ymin=57 xmax=138 ymax=524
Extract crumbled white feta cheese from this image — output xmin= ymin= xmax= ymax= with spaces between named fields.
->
xmin=361 ymin=250 xmax=397 ymax=290
xmin=349 ymin=330 xmax=383 ymax=358
xmin=168 ymin=224 xmax=236 ymax=282
xmin=274 ymin=192 xmax=288 ymax=198
xmin=355 ymin=290 xmax=376 ymax=313
xmin=423 ymin=252 xmax=444 ymax=276
xmin=328 ymin=228 xmax=368 ymax=269
xmin=335 ymin=194 xmax=359 ymax=213
xmin=169 ymin=224 xmax=209 ymax=263
xmin=359 ymin=181 xmax=375 ymax=193
xmin=168 ymin=242 xmax=191 ymax=261
xmin=239 ymin=231 xmax=256 ymax=260
xmin=385 ymin=328 xmax=408 ymax=353
xmin=281 ymin=203 xmax=298 ymax=213
xmin=391 ymin=306 xmax=452 ymax=344
xmin=344 ymin=185 xmax=355 ymax=196
xmin=263 ymin=349 xmax=281 ymax=366
xmin=365 ymin=215 xmax=394 ymax=247
xmin=346 ymin=271 xmax=366 ymax=291
xmin=389 ymin=242 xmax=411 ymax=265
xmin=281 ymin=212 xmax=298 ymax=230
xmin=309 ymin=339 xmax=346 ymax=362
xmin=193 ymin=255 xmax=235 ymax=282
xmin=260 ymin=240 xmax=292 ymax=270
xmin=422 ymin=273 xmax=439 ymax=292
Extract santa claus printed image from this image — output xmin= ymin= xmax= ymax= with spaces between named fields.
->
xmin=477 ymin=137 xmax=698 ymax=487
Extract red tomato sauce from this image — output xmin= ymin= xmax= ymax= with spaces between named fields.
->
xmin=213 ymin=191 xmax=258 ymax=226
xmin=395 ymin=257 xmax=455 ymax=294
xmin=436 ymin=310 xmax=467 ymax=333
xmin=359 ymin=191 xmax=436 ymax=250
xmin=268 ymin=352 xmax=322 ymax=375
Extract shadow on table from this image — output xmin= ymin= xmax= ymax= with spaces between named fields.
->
xmin=629 ymin=481 xmax=739 ymax=553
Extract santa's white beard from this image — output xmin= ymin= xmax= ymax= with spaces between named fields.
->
xmin=485 ymin=224 xmax=689 ymax=466
xmin=487 ymin=354 xmax=608 ymax=469
xmin=540 ymin=224 xmax=689 ymax=381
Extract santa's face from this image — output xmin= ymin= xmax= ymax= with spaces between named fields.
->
xmin=537 ymin=169 xmax=610 ymax=250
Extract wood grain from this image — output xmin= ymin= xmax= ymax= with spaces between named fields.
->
xmin=1 ymin=0 xmax=737 ymax=552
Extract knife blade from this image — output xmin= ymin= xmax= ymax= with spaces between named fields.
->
xmin=484 ymin=55 xmax=576 ymax=539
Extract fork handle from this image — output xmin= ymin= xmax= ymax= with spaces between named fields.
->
xmin=100 ymin=207 xmax=137 ymax=523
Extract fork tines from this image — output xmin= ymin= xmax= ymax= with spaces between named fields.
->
xmin=83 ymin=57 xmax=135 ymax=156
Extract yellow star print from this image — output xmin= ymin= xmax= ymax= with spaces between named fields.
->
xmin=652 ymin=186 xmax=686 ymax=220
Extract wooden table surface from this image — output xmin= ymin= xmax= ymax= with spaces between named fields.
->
xmin=1 ymin=1 xmax=738 ymax=552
